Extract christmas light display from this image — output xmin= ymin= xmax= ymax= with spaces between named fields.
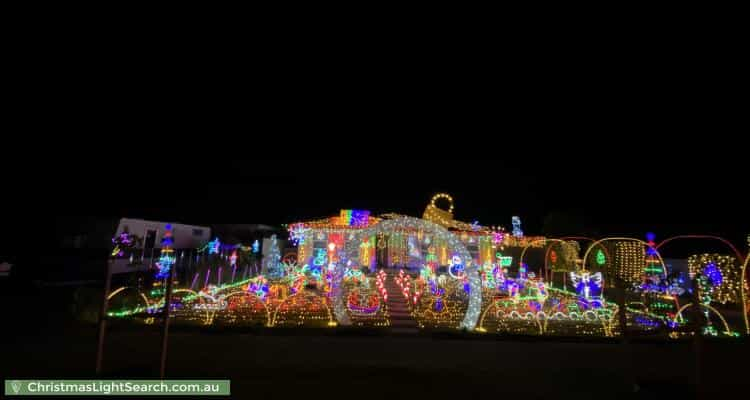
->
xmin=111 ymin=231 xmax=137 ymax=257
xmin=155 ymin=224 xmax=175 ymax=280
xmin=644 ymin=233 xmax=665 ymax=276
xmin=262 ymin=235 xmax=283 ymax=279
xmin=511 ymin=216 xmax=523 ymax=238
xmin=596 ymin=249 xmax=606 ymax=266
xmin=343 ymin=216 xmax=481 ymax=330
xmin=687 ymin=254 xmax=742 ymax=305
xmin=98 ymin=192 xmax=747 ymax=338
xmin=569 ymin=270 xmax=603 ymax=301
xmin=208 ymin=237 xmax=221 ymax=255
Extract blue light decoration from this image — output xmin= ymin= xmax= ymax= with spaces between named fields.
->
xmin=448 ymin=256 xmax=465 ymax=279
xmin=313 ymin=248 xmax=327 ymax=267
xmin=155 ymin=224 xmax=175 ymax=279
xmin=248 ymin=276 xmax=269 ymax=300
xmin=511 ymin=216 xmax=523 ymax=238
xmin=704 ymin=262 xmax=723 ymax=287
xmin=208 ymin=237 xmax=221 ymax=255
xmin=645 ymin=232 xmax=657 ymax=256
xmin=434 ymin=298 xmax=444 ymax=312
xmin=252 ymin=239 xmax=260 ymax=254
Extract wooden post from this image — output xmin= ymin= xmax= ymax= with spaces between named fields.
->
xmin=690 ymin=276 xmax=705 ymax=399
xmin=159 ymin=265 xmax=175 ymax=378
xmin=95 ymin=257 xmax=113 ymax=376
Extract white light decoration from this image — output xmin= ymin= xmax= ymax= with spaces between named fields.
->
xmin=343 ymin=216 xmax=481 ymax=330
xmin=512 ymin=216 xmax=523 ymax=238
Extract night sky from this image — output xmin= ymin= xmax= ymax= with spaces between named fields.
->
xmin=4 ymin=154 xmax=747 ymax=257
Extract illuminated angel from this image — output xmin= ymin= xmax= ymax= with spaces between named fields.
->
xmin=569 ymin=270 xmax=603 ymax=300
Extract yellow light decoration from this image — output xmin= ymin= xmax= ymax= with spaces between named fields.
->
xmin=422 ymin=193 xmax=455 ymax=227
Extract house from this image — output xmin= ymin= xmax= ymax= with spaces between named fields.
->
xmin=111 ymin=218 xmax=211 ymax=274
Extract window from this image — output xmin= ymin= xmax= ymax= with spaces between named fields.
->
xmin=144 ymin=229 xmax=157 ymax=249
xmin=192 ymin=229 xmax=204 ymax=236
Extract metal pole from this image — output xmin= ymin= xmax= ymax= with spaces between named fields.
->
xmin=95 ymin=257 xmax=113 ymax=376
xmin=159 ymin=264 xmax=174 ymax=378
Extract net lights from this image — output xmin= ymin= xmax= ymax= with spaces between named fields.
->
xmin=688 ymin=254 xmax=742 ymax=305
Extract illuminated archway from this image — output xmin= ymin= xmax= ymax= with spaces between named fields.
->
xmin=271 ymin=292 xmax=335 ymax=327
xmin=656 ymin=235 xmax=748 ymax=335
xmin=672 ymin=303 xmax=733 ymax=336
xmin=106 ymin=286 xmax=151 ymax=316
xmin=581 ymin=237 xmax=668 ymax=287
xmin=217 ymin=290 xmax=271 ymax=326
xmin=656 ymin=235 xmax=746 ymax=261
xmin=345 ymin=216 xmax=480 ymax=330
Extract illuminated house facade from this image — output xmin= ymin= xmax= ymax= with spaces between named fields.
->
xmin=288 ymin=194 xmax=545 ymax=271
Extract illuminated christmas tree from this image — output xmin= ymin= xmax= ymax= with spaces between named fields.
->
xmin=155 ymin=224 xmax=175 ymax=280
xmin=644 ymin=232 xmax=664 ymax=276
xmin=262 ymin=234 xmax=283 ymax=279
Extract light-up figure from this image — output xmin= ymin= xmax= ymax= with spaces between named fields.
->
xmin=155 ymin=224 xmax=175 ymax=279
xmin=448 ymin=255 xmax=465 ymax=279
xmin=252 ymin=239 xmax=260 ymax=254
xmin=569 ymin=270 xmax=603 ymax=300
xmin=511 ymin=216 xmax=523 ymax=238
xmin=229 ymin=250 xmax=237 ymax=267
xmin=208 ymin=237 xmax=221 ymax=255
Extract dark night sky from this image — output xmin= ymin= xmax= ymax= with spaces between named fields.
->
xmin=4 ymin=153 xmax=747 ymax=256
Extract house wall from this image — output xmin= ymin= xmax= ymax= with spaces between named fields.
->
xmin=116 ymin=218 xmax=211 ymax=249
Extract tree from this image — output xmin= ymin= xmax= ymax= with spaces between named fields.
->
xmin=262 ymin=235 xmax=283 ymax=279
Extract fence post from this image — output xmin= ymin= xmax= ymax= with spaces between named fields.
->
xmin=95 ymin=257 xmax=113 ymax=376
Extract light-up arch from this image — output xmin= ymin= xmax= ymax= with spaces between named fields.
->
xmin=581 ymin=237 xmax=668 ymax=286
xmin=656 ymin=235 xmax=748 ymax=334
xmin=344 ymin=216 xmax=481 ymax=330
xmin=656 ymin=235 xmax=746 ymax=261
xmin=672 ymin=303 xmax=733 ymax=336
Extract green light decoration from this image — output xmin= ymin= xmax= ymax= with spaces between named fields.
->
xmin=496 ymin=252 xmax=513 ymax=267
xmin=595 ymin=249 xmax=606 ymax=266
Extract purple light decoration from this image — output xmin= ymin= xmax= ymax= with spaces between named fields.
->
xmin=204 ymin=268 xmax=211 ymax=289
xmin=434 ymin=298 xmax=444 ymax=312
xmin=217 ymin=267 xmax=223 ymax=286
xmin=231 ymin=265 xmax=237 ymax=283
xmin=190 ymin=272 xmax=199 ymax=290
